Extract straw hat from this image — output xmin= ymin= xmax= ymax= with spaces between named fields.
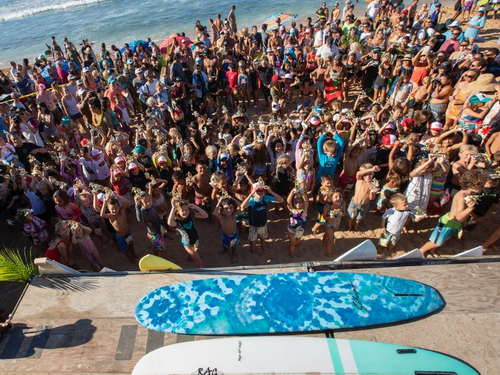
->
xmin=469 ymin=74 xmax=497 ymax=94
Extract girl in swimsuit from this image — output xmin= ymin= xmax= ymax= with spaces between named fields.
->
xmin=287 ymin=189 xmax=308 ymax=257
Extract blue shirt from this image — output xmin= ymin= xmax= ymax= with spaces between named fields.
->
xmin=316 ymin=133 xmax=346 ymax=180
xmin=247 ymin=194 xmax=276 ymax=227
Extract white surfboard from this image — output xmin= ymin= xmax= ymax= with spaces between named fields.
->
xmin=334 ymin=240 xmax=377 ymax=262
xmin=132 ymin=337 xmax=479 ymax=375
xmin=452 ymin=246 xmax=484 ymax=258
xmin=394 ymin=248 xmax=424 ymax=260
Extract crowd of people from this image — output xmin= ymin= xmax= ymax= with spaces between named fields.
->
xmin=0 ymin=0 xmax=499 ymax=271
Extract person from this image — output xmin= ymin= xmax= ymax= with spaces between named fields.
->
xmin=168 ymin=198 xmax=208 ymax=267
xmin=379 ymin=193 xmax=414 ymax=249
xmin=228 ymin=5 xmax=237 ymax=34
xmin=463 ymin=8 xmax=487 ymax=44
xmin=348 ymin=163 xmax=380 ymax=230
xmin=286 ymin=188 xmax=308 ymax=257
xmin=240 ymin=181 xmax=283 ymax=253
xmin=100 ymin=192 xmax=138 ymax=262
xmin=322 ymin=188 xmax=344 ymax=257
xmin=134 ymin=187 xmax=167 ymax=255
xmin=419 ymin=169 xmax=488 ymax=257
xmin=213 ymin=196 xmax=240 ymax=262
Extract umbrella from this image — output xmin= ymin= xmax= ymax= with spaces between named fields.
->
xmin=127 ymin=40 xmax=148 ymax=52
xmin=265 ymin=12 xmax=297 ymax=30
xmin=159 ymin=35 xmax=193 ymax=54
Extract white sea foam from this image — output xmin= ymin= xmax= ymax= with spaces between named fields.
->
xmin=1 ymin=0 xmax=107 ymax=22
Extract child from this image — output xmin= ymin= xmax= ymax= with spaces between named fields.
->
xmin=240 ymin=181 xmax=284 ymax=253
xmin=134 ymin=188 xmax=167 ymax=255
xmin=167 ymin=198 xmax=208 ymax=267
xmin=286 ymin=188 xmax=308 ymax=257
xmin=379 ymin=194 xmax=414 ymax=249
xmin=316 ymin=130 xmax=346 ymax=182
xmin=193 ymin=163 xmax=212 ymax=217
xmin=419 ymin=169 xmax=488 ymax=257
xmin=67 ymin=220 xmax=103 ymax=271
xmin=100 ymin=192 xmax=138 ymax=262
xmin=312 ymin=175 xmax=334 ymax=233
xmin=451 ymin=144 xmax=479 ymax=189
xmin=18 ymin=209 xmax=49 ymax=252
xmin=213 ymin=197 xmax=240 ymax=262
xmin=405 ymin=157 xmax=435 ymax=221
xmin=53 ymin=189 xmax=82 ymax=221
xmin=273 ymin=155 xmax=294 ymax=211
xmin=348 ymin=163 xmax=380 ymax=230
xmin=322 ymin=189 xmax=345 ymax=257
xmin=44 ymin=221 xmax=72 ymax=265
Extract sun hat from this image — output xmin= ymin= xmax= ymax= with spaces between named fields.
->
xmin=468 ymin=74 xmax=497 ymax=94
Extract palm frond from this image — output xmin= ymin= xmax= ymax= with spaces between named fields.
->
xmin=0 ymin=248 xmax=38 ymax=283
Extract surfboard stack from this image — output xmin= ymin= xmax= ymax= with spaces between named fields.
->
xmin=133 ymin=272 xmax=479 ymax=374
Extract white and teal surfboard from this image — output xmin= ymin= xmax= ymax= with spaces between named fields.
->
xmin=132 ymin=337 xmax=479 ymax=375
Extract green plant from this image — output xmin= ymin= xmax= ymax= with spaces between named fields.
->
xmin=0 ymin=248 xmax=38 ymax=283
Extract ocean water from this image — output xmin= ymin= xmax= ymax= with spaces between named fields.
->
xmin=0 ymin=0 xmax=351 ymax=65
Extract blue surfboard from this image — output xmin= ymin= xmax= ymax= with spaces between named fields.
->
xmin=135 ymin=272 xmax=445 ymax=335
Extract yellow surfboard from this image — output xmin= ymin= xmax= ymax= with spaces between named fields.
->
xmin=139 ymin=254 xmax=182 ymax=271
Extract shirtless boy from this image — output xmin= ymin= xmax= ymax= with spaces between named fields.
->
xmin=100 ymin=193 xmax=138 ymax=262
xmin=348 ymin=163 xmax=381 ymax=230
xmin=213 ymin=197 xmax=240 ymax=262
xmin=419 ymin=169 xmax=487 ymax=257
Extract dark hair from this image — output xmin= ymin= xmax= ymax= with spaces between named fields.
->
xmin=53 ymin=189 xmax=70 ymax=205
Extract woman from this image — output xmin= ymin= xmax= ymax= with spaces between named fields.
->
xmin=445 ymin=69 xmax=479 ymax=128
xmin=324 ymin=56 xmax=344 ymax=108
xmin=373 ymin=54 xmax=392 ymax=103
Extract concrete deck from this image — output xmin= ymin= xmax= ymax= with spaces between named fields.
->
xmin=1 ymin=262 xmax=499 ymax=374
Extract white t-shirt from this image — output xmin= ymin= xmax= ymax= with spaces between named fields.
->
xmin=383 ymin=208 xmax=414 ymax=235
xmin=366 ymin=1 xmax=380 ymax=19
xmin=313 ymin=30 xmax=324 ymax=48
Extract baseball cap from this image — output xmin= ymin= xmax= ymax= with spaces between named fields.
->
xmin=430 ymin=121 xmax=443 ymax=131
xmin=61 ymin=116 xmax=72 ymax=126
xmin=114 ymin=156 xmax=125 ymax=164
xmin=309 ymin=116 xmax=321 ymax=126
xmin=469 ymin=93 xmax=492 ymax=105
xmin=90 ymin=149 xmax=102 ymax=157
xmin=401 ymin=118 xmax=415 ymax=128
xmin=157 ymin=155 xmax=168 ymax=164
xmin=381 ymin=134 xmax=397 ymax=146
xmin=107 ymin=76 xmax=116 ymax=84
xmin=128 ymin=162 xmax=139 ymax=170
xmin=135 ymin=68 xmax=143 ymax=74
xmin=132 ymin=144 xmax=146 ymax=154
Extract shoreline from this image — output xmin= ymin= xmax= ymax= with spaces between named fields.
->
xmin=1 ymin=4 xmax=498 ymax=72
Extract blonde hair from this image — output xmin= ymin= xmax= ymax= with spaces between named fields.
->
xmin=389 ymin=193 xmax=407 ymax=206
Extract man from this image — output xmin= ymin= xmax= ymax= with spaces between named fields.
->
xmin=138 ymin=71 xmax=159 ymax=104
xmin=228 ymin=5 xmax=237 ymax=34
xmin=439 ymin=28 xmax=462 ymax=55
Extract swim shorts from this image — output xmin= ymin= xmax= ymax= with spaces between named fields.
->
xmin=249 ymin=225 xmax=268 ymax=242
xmin=222 ymin=232 xmax=240 ymax=249
xmin=114 ymin=233 xmax=133 ymax=252
xmin=347 ymin=200 xmax=370 ymax=221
